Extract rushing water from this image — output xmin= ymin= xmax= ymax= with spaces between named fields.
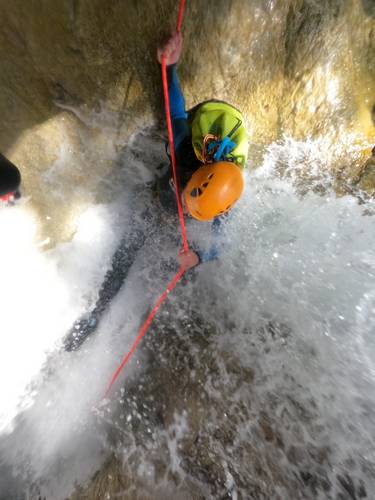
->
xmin=0 ymin=129 xmax=375 ymax=499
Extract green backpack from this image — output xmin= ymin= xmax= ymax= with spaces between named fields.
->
xmin=190 ymin=101 xmax=248 ymax=169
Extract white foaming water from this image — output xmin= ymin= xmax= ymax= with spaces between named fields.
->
xmin=0 ymin=131 xmax=172 ymax=498
xmin=189 ymin=137 xmax=375 ymax=495
xmin=0 ymin=205 xmax=114 ymax=432
xmin=0 ymin=132 xmax=374 ymax=498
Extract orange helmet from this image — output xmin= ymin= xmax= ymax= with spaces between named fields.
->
xmin=184 ymin=161 xmax=244 ymax=221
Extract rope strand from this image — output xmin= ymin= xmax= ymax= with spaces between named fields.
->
xmin=161 ymin=56 xmax=189 ymax=252
xmin=176 ymin=0 xmax=186 ymax=32
xmin=104 ymin=0 xmax=188 ymax=396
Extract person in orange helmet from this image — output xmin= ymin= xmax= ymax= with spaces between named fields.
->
xmin=64 ymin=32 xmax=248 ymax=351
xmin=157 ymin=32 xmax=248 ymax=270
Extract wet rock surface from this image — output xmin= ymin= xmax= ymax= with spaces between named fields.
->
xmin=0 ymin=2 xmax=375 ymax=499
xmin=356 ymin=156 xmax=375 ymax=195
xmin=0 ymin=0 xmax=374 ymax=244
xmin=68 ymin=307 xmax=374 ymax=499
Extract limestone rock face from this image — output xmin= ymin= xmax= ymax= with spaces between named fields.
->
xmin=357 ymin=155 xmax=375 ymax=194
xmin=0 ymin=0 xmax=374 ymax=243
xmin=0 ymin=4 xmax=374 ymax=497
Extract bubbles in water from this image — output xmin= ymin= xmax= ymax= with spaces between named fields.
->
xmin=1 ymin=130 xmax=375 ymax=498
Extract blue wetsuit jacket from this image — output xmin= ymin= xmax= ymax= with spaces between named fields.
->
xmin=166 ymin=64 xmax=223 ymax=263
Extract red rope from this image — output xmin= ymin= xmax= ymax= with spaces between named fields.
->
xmin=161 ymin=56 xmax=189 ymax=252
xmin=104 ymin=0 xmax=188 ymax=396
xmin=176 ymin=0 xmax=186 ymax=32
xmin=104 ymin=268 xmax=184 ymax=397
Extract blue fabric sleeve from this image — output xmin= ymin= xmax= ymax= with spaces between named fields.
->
xmin=166 ymin=64 xmax=225 ymax=265
xmin=195 ymin=216 xmax=225 ymax=263
xmin=167 ymin=64 xmax=190 ymax=151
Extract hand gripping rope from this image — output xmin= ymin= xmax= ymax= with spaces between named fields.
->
xmin=105 ymin=0 xmax=187 ymax=397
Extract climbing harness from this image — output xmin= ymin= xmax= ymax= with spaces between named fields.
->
xmin=105 ymin=0 xmax=187 ymax=397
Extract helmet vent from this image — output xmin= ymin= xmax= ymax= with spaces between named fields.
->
xmin=190 ymin=187 xmax=202 ymax=197
xmin=207 ymin=173 xmax=214 ymax=180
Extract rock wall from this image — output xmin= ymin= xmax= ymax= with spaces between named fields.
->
xmin=0 ymin=2 xmax=374 ymax=497
xmin=0 ymin=0 xmax=374 ymax=241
